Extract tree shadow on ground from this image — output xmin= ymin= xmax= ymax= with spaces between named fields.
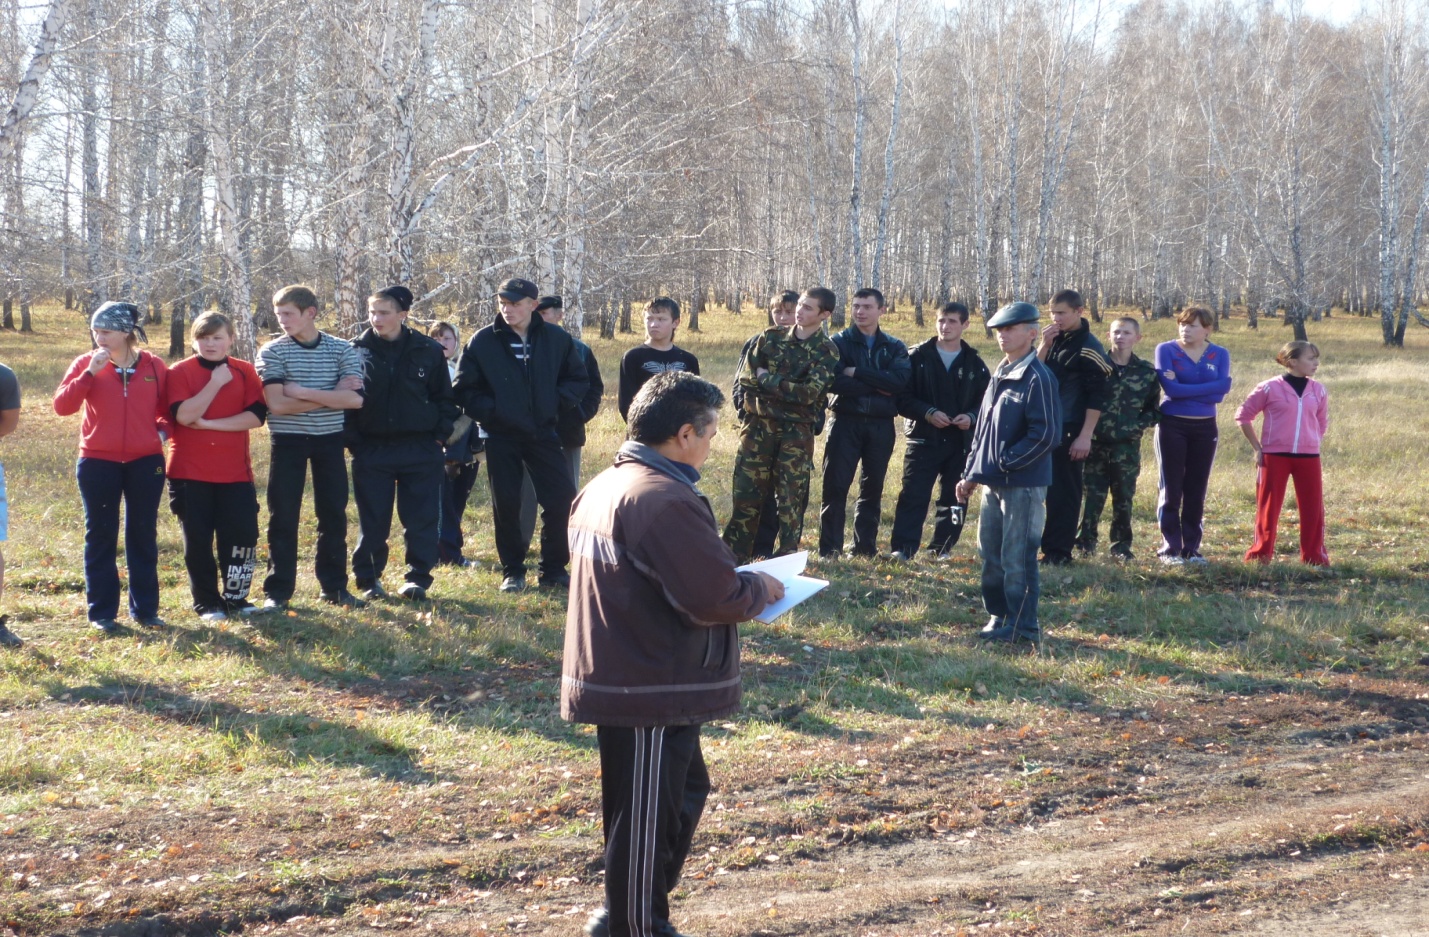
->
xmin=43 ymin=678 xmax=435 ymax=782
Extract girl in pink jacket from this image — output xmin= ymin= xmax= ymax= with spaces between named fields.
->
xmin=1235 ymin=341 xmax=1329 ymax=566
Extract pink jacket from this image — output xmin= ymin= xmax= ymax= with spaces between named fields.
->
xmin=1235 ymin=376 xmax=1328 ymax=455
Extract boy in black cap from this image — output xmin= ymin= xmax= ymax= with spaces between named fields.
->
xmin=956 ymin=302 xmax=1061 ymax=645
xmin=455 ymin=278 xmax=590 ymax=592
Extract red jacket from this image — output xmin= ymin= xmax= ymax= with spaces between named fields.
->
xmin=561 ymin=443 xmax=771 ymax=728
xmin=53 ymin=350 xmax=170 ymax=462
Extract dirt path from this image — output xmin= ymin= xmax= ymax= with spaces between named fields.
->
xmin=8 ymin=678 xmax=1429 ymax=936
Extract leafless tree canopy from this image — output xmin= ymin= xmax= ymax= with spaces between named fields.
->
xmin=2 ymin=0 xmax=1427 ymax=354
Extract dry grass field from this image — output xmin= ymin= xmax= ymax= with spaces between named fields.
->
xmin=0 ymin=303 xmax=1427 ymax=936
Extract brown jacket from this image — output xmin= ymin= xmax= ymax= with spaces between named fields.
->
xmin=561 ymin=442 xmax=771 ymax=727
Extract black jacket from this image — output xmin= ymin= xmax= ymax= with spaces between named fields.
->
xmin=896 ymin=338 xmax=991 ymax=443
xmin=1043 ymin=318 xmax=1112 ymax=428
xmin=557 ymin=339 xmax=604 ymax=448
xmin=828 ymin=326 xmax=911 ymax=420
xmin=454 ymin=313 xmax=590 ymax=439
xmin=348 ymin=326 xmax=459 ymax=444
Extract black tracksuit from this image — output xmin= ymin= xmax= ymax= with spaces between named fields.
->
xmin=454 ymin=314 xmax=589 ymax=579
xmin=890 ymin=338 xmax=991 ymax=556
xmin=348 ymin=326 xmax=459 ymax=591
xmin=819 ymin=326 xmax=911 ymax=556
xmin=1040 ymin=318 xmax=1112 ymax=561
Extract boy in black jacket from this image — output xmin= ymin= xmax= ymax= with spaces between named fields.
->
xmin=348 ymin=286 xmax=460 ymax=601
xmin=890 ymin=302 xmax=991 ymax=559
xmin=818 ymin=287 xmax=911 ymax=557
xmin=1036 ymin=288 xmax=1112 ymax=565
xmin=454 ymin=278 xmax=589 ymax=593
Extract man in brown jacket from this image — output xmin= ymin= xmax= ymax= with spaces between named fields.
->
xmin=563 ymin=371 xmax=783 ymax=937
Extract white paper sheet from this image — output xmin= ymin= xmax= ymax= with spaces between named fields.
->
xmin=736 ymin=551 xmax=830 ymax=623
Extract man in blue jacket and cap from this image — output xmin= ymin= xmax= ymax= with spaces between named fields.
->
xmin=956 ymin=302 xmax=1061 ymax=644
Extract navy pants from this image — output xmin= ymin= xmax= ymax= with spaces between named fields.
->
xmin=168 ymin=478 xmax=259 ymax=613
xmin=264 ymin=432 xmax=350 ymax=601
xmin=352 ymin=438 xmax=446 ymax=590
xmin=77 ymin=453 xmax=166 ymax=622
xmin=1155 ymin=415 xmax=1219 ymax=558
xmin=597 ymin=724 xmax=708 ymax=937
xmin=438 ymin=460 xmax=481 ymax=564
xmin=819 ymin=416 xmax=896 ymax=556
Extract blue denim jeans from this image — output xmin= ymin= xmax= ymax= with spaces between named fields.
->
xmin=977 ymin=484 xmax=1046 ymax=633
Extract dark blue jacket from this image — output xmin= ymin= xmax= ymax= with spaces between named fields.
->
xmin=828 ymin=326 xmax=911 ymax=420
xmin=962 ymin=350 xmax=1061 ymax=488
xmin=896 ymin=337 xmax=991 ymax=443
xmin=454 ymin=314 xmax=589 ymax=440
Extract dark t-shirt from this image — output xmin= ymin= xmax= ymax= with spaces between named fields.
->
xmin=618 ymin=345 xmax=700 ymax=420
xmin=0 ymin=363 xmax=19 ymax=411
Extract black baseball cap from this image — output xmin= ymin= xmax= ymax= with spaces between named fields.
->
xmin=497 ymin=278 xmax=539 ymax=302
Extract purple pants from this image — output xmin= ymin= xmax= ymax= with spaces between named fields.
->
xmin=1154 ymin=415 xmax=1219 ymax=558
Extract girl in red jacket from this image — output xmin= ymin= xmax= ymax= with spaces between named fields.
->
xmin=163 ymin=312 xmax=266 ymax=621
xmin=53 ymin=302 xmax=170 ymax=634
xmin=1235 ymin=341 xmax=1330 ymax=566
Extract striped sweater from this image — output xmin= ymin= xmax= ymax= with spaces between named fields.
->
xmin=255 ymin=332 xmax=363 ymax=436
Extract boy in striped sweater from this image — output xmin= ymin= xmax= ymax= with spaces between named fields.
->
xmin=255 ymin=285 xmax=365 ymax=610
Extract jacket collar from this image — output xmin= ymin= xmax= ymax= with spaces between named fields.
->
xmin=915 ymin=336 xmax=982 ymax=361
xmin=614 ymin=441 xmax=702 ymax=486
xmin=838 ymin=325 xmax=891 ymax=348
xmin=492 ymin=313 xmax=543 ymax=342
xmin=995 ymin=349 xmax=1039 ymax=381
xmin=354 ymin=324 xmax=413 ymax=350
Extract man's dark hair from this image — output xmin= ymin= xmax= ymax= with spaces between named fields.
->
xmin=940 ymin=301 xmax=970 ymax=323
xmin=1051 ymin=288 xmax=1084 ymax=309
xmin=853 ymin=287 xmax=885 ymax=307
xmin=628 ymin=371 xmax=724 ymax=444
xmin=773 ymin=290 xmax=799 ymax=306
xmin=646 ymin=296 xmax=681 ymax=320
xmin=803 ymin=287 xmax=837 ymax=313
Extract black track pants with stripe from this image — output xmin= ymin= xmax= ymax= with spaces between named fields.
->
xmin=596 ymin=724 xmax=709 ymax=937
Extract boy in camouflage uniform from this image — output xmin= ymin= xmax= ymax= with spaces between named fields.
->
xmin=1076 ymin=317 xmax=1161 ymax=560
xmin=723 ymin=288 xmax=840 ymax=563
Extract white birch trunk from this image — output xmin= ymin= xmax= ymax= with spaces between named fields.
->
xmin=871 ymin=0 xmax=904 ymax=293
xmin=847 ymin=0 xmax=866 ymax=298
xmin=0 ymin=0 xmax=69 ymax=176
xmin=199 ymin=0 xmax=255 ymax=358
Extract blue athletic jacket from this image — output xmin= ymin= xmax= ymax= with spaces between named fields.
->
xmin=962 ymin=350 xmax=1062 ymax=488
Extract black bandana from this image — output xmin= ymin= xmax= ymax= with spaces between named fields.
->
xmin=90 ymin=302 xmax=148 ymax=343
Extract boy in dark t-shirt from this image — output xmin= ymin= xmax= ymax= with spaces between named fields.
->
xmin=617 ymin=297 xmax=700 ymax=421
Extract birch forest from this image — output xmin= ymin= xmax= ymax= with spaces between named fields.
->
xmin=2 ymin=0 xmax=1429 ymax=357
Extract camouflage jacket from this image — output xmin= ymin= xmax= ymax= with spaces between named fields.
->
xmin=738 ymin=326 xmax=840 ymax=425
xmin=1093 ymin=353 xmax=1161 ymax=444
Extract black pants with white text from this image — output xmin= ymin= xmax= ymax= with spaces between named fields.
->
xmin=596 ymin=724 xmax=709 ymax=937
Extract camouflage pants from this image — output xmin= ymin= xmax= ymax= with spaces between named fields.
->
xmin=1077 ymin=439 xmax=1142 ymax=554
xmin=723 ymin=417 xmax=815 ymax=562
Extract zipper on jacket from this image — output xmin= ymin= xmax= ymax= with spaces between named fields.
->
xmin=1292 ymin=386 xmax=1304 ymax=454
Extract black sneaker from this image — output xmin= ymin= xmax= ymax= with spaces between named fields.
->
xmin=583 ymin=909 xmax=609 ymax=937
xmin=360 ymin=584 xmax=390 ymax=601
xmin=227 ymin=601 xmax=264 ymax=617
xmin=0 ymin=616 xmax=22 ymax=648
xmin=259 ymin=597 xmax=288 ymax=612
xmin=135 ymin=615 xmax=167 ymax=630
xmin=91 ymin=618 xmax=121 ymax=636
xmin=538 ymin=572 xmax=570 ymax=589
xmin=978 ymin=623 xmax=1042 ymax=645
xmin=320 ymin=590 xmax=367 ymax=609
xmin=396 ymin=582 xmax=427 ymax=601
xmin=499 ymin=576 xmax=526 ymax=593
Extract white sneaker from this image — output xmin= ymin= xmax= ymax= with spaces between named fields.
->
xmin=199 ymin=608 xmax=228 ymax=622
xmin=1159 ymin=555 xmax=1185 ymax=566
xmin=1185 ymin=555 xmax=1209 ymax=565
